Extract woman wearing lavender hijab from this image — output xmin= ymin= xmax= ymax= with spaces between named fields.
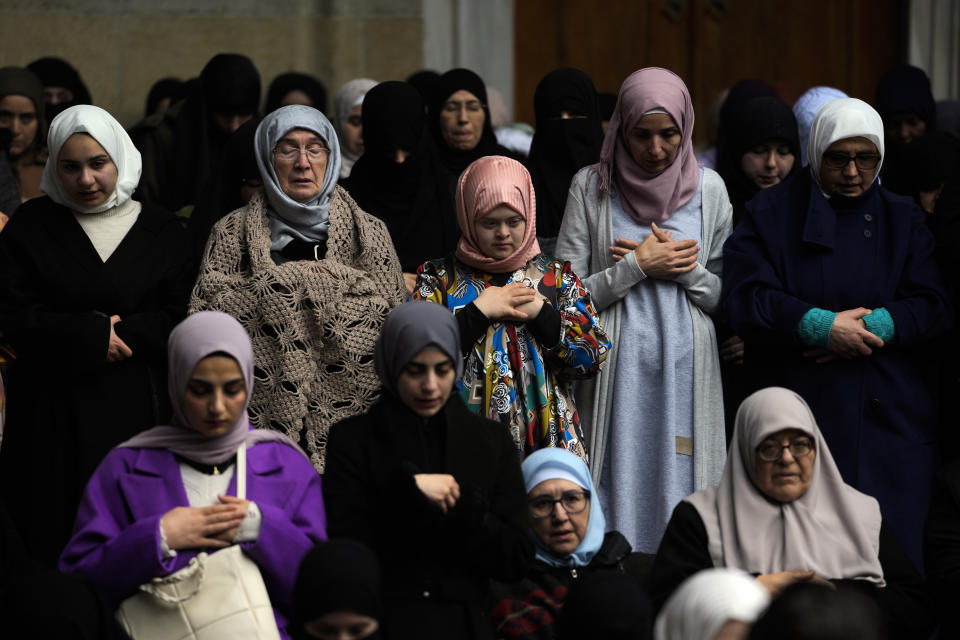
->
xmin=60 ymin=311 xmax=327 ymax=639
xmin=555 ymin=67 xmax=732 ymax=553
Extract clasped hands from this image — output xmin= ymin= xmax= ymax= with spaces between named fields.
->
xmin=609 ymin=222 xmax=699 ymax=280
xmin=160 ymin=494 xmax=251 ymax=550
xmin=107 ymin=314 xmax=133 ymax=363
xmin=803 ymin=307 xmax=884 ymax=364
xmin=473 ymin=282 xmax=545 ymax=323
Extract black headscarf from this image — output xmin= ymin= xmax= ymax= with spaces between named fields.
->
xmin=526 ymin=68 xmax=603 ymax=239
xmin=189 ymin=117 xmax=262 ymax=256
xmin=427 ymin=68 xmax=508 ymax=175
xmin=344 ymin=81 xmax=457 ymax=271
xmin=555 ymin=570 xmax=652 ymax=640
xmin=407 ymin=69 xmax=440 ymax=102
xmin=25 ymin=57 xmax=91 ymax=124
xmin=163 ymin=53 xmax=261 ymax=212
xmin=291 ymin=540 xmax=383 ymax=640
xmin=715 ymin=78 xmax=777 ymax=161
xmin=145 ymin=77 xmax=186 ymax=117
xmin=265 ymin=72 xmax=328 ymax=115
xmin=598 ymin=92 xmax=617 ymax=123
xmin=0 ymin=66 xmax=47 ymax=159
xmin=875 ymin=65 xmax=936 ymax=130
xmin=716 ymin=96 xmax=800 ymax=220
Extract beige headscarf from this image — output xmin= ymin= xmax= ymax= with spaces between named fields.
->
xmin=684 ymin=387 xmax=885 ymax=585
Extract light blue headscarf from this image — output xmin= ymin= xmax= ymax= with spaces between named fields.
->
xmin=254 ymin=104 xmax=343 ymax=250
xmin=521 ymin=448 xmax=606 ymax=568
xmin=792 ymin=86 xmax=848 ymax=166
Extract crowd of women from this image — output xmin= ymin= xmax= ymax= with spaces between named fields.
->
xmin=0 ymin=51 xmax=959 ymax=639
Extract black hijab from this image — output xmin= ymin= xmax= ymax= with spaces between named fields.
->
xmin=344 ymin=81 xmax=457 ymax=272
xmin=716 ymin=96 xmax=800 ymax=221
xmin=145 ymin=77 xmax=186 ymax=117
xmin=876 ymin=65 xmax=937 ymax=196
xmin=291 ymin=540 xmax=382 ymax=640
xmin=407 ymin=69 xmax=440 ymax=102
xmin=25 ymin=57 xmax=91 ymax=123
xmin=526 ymin=68 xmax=603 ymax=239
xmin=265 ymin=72 xmax=328 ymax=115
xmin=427 ymin=68 xmax=508 ymax=176
xmin=165 ymin=53 xmax=260 ymax=212
xmin=189 ymin=116 xmax=262 ymax=256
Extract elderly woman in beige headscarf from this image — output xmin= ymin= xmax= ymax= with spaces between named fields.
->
xmin=649 ymin=387 xmax=933 ymax=639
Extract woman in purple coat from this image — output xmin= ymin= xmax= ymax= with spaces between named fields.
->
xmin=59 ymin=311 xmax=328 ymax=639
xmin=721 ymin=98 xmax=951 ymax=570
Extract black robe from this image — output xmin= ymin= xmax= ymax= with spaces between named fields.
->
xmin=323 ymin=393 xmax=533 ymax=640
xmin=0 ymin=196 xmax=194 ymax=566
xmin=650 ymin=501 xmax=934 ymax=639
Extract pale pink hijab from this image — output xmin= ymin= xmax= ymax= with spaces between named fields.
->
xmin=455 ymin=155 xmax=542 ymax=273
xmin=598 ymin=67 xmax=699 ymax=223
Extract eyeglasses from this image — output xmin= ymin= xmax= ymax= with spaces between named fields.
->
xmin=756 ymin=437 xmax=815 ymax=462
xmin=528 ymin=490 xmax=590 ymax=518
xmin=273 ymin=143 xmax=330 ymax=163
xmin=822 ymin=151 xmax=881 ymax=170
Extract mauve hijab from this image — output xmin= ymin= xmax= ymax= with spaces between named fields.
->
xmin=684 ymin=387 xmax=885 ymax=585
xmin=455 ymin=155 xmax=541 ymax=273
xmin=373 ymin=301 xmax=462 ymax=396
xmin=118 ymin=311 xmax=306 ymax=464
xmin=598 ymin=67 xmax=699 ymax=223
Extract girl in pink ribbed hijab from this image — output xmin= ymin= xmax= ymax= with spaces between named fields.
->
xmin=413 ymin=155 xmax=610 ymax=462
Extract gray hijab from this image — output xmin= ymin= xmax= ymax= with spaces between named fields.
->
xmin=373 ymin=301 xmax=462 ymax=396
xmin=685 ymin=387 xmax=885 ymax=585
xmin=118 ymin=311 xmax=307 ymax=464
xmin=254 ymin=104 xmax=343 ymax=250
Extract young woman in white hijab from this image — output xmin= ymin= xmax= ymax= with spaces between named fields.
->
xmin=655 ymin=568 xmax=769 ymax=640
xmin=190 ymin=104 xmax=405 ymax=473
xmin=649 ymin=387 xmax=934 ymax=639
xmin=0 ymin=104 xmax=194 ymax=566
xmin=333 ymin=78 xmax=377 ymax=180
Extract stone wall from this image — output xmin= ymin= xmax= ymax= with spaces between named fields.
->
xmin=0 ymin=0 xmax=424 ymax=127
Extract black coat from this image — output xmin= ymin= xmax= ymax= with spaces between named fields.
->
xmin=322 ymin=393 xmax=534 ymax=640
xmin=651 ymin=501 xmax=934 ymax=639
xmin=924 ymin=458 xmax=960 ymax=637
xmin=0 ymin=196 xmax=194 ymax=566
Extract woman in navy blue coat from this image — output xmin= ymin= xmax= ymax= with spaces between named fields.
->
xmin=721 ymin=98 xmax=951 ymax=570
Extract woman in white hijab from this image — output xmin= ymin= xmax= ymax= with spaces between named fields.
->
xmin=333 ymin=78 xmax=377 ymax=179
xmin=0 ymin=104 xmax=194 ymax=566
xmin=649 ymin=387 xmax=933 ymax=639
xmin=190 ymin=104 xmax=405 ymax=473
xmin=655 ymin=568 xmax=769 ymax=640
xmin=721 ymin=98 xmax=950 ymax=575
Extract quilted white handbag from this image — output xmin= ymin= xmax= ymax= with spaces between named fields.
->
xmin=115 ymin=441 xmax=281 ymax=640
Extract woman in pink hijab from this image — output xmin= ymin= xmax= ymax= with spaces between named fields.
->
xmin=413 ymin=155 xmax=609 ymax=462
xmin=555 ymin=68 xmax=733 ymax=553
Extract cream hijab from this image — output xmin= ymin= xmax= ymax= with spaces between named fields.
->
xmin=807 ymin=97 xmax=884 ymax=194
xmin=684 ymin=387 xmax=885 ymax=586
xmin=40 ymin=105 xmax=142 ymax=214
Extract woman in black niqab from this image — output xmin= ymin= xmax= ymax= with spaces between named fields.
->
xmin=344 ymin=81 xmax=457 ymax=277
xmin=25 ymin=57 xmax=92 ymax=124
xmin=526 ymin=68 xmax=603 ymax=246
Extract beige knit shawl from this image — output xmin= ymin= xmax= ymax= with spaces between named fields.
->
xmin=190 ymin=186 xmax=406 ymax=471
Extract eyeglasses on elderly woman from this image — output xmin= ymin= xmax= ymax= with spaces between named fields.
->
xmin=756 ymin=436 xmax=815 ymax=462
xmin=528 ymin=490 xmax=590 ymax=518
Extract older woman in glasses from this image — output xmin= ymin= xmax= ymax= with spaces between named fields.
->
xmin=721 ymin=98 xmax=950 ymax=572
xmin=650 ymin=387 xmax=933 ymax=639
xmin=191 ymin=105 xmax=405 ymax=473
xmin=488 ymin=448 xmax=650 ymax=640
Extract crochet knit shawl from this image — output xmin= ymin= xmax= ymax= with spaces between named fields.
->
xmin=190 ymin=186 xmax=406 ymax=471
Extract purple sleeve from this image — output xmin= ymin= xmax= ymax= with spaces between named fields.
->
xmin=58 ymin=451 xmax=185 ymax=605
xmin=241 ymin=448 xmax=328 ymax=611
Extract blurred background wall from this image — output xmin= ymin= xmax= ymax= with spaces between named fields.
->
xmin=0 ymin=0 xmax=956 ymax=145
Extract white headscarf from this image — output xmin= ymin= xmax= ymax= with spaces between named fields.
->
xmin=40 ymin=105 xmax=142 ymax=214
xmin=333 ymin=78 xmax=377 ymax=179
xmin=654 ymin=568 xmax=770 ymax=640
xmin=254 ymin=104 xmax=342 ymax=249
xmin=807 ymin=98 xmax=884 ymax=193
xmin=685 ymin=387 xmax=886 ymax=586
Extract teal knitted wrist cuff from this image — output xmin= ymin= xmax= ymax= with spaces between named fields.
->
xmin=863 ymin=307 xmax=896 ymax=343
xmin=797 ymin=308 xmax=836 ymax=349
